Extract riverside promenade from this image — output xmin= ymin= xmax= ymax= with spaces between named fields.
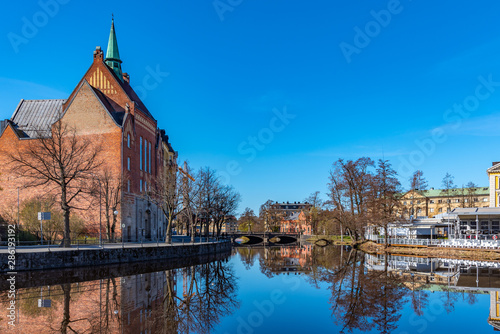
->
xmin=0 ymin=237 xmax=231 ymax=272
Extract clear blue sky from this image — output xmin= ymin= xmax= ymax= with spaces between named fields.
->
xmin=1 ymin=0 xmax=500 ymax=214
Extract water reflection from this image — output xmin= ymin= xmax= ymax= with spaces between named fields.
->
xmin=0 ymin=256 xmax=238 ymax=333
xmin=237 ymin=245 xmax=500 ymax=333
xmin=3 ymin=246 xmax=500 ymax=333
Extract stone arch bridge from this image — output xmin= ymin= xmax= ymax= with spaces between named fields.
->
xmin=229 ymin=232 xmax=301 ymax=246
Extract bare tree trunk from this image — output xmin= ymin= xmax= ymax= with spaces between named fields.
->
xmin=61 ymin=186 xmax=71 ymax=248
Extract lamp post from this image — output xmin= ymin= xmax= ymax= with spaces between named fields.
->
xmin=88 ymin=172 xmax=102 ymax=247
xmin=113 ymin=210 xmax=119 ymax=245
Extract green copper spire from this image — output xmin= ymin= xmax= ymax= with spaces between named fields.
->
xmin=105 ymin=18 xmax=123 ymax=80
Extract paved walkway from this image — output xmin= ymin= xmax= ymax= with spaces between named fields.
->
xmin=0 ymin=237 xmax=227 ymax=254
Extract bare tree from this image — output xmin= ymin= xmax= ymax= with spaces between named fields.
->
xmin=93 ymin=168 xmax=124 ymax=242
xmin=369 ymin=159 xmax=401 ymax=246
xmin=211 ymin=185 xmax=240 ymax=236
xmin=149 ymin=159 xmax=183 ymax=244
xmin=441 ymin=173 xmax=456 ymax=213
xmin=409 ymin=170 xmax=428 ymax=191
xmin=409 ymin=170 xmax=428 ymax=218
xmin=464 ymin=181 xmax=478 ymax=208
xmin=4 ymin=120 xmax=103 ymax=247
xmin=305 ymin=191 xmax=324 ymax=235
xmin=327 ymin=158 xmax=374 ymax=242
xmin=196 ymin=167 xmax=220 ymax=237
xmin=259 ymin=200 xmax=283 ymax=232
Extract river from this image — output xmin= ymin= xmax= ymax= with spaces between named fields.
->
xmin=1 ymin=245 xmax=499 ymax=333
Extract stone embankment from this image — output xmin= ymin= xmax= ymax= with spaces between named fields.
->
xmin=0 ymin=250 xmax=230 ymax=290
xmin=0 ymin=241 xmax=231 ymax=272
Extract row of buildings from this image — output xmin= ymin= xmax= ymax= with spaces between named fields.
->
xmin=275 ymin=162 xmax=500 ymax=237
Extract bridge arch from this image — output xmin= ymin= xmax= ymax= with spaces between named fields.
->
xmin=234 ymin=235 xmax=264 ymax=245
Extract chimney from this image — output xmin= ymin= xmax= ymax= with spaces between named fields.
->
xmin=122 ymin=72 xmax=130 ymax=84
xmin=93 ymin=46 xmax=103 ymax=61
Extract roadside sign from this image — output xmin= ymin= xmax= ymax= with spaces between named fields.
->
xmin=38 ymin=299 xmax=51 ymax=308
xmin=38 ymin=212 xmax=51 ymax=221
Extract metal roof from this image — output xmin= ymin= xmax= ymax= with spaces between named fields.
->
xmin=449 ymin=207 xmax=500 ymax=216
xmin=11 ymin=99 xmax=66 ymax=138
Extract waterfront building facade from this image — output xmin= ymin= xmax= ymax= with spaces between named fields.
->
xmin=487 ymin=162 xmax=500 ymax=207
xmin=272 ymin=201 xmax=312 ymax=217
xmin=280 ymin=211 xmax=312 ymax=235
xmin=0 ymin=20 xmax=176 ymax=242
xmin=398 ymin=187 xmax=490 ymax=219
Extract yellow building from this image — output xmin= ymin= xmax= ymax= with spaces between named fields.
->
xmin=399 ymin=187 xmax=490 ymax=219
xmin=487 ymin=162 xmax=500 ymax=207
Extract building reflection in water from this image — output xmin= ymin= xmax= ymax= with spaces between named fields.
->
xmin=0 ymin=258 xmax=239 ymax=333
xmin=365 ymin=253 xmax=500 ymax=331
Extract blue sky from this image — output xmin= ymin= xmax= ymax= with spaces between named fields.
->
xmin=1 ymin=0 xmax=500 ymax=214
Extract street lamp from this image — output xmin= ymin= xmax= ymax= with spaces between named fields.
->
xmin=87 ymin=172 xmax=102 ymax=247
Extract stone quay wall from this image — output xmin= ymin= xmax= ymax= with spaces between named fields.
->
xmin=0 ymin=241 xmax=232 ymax=272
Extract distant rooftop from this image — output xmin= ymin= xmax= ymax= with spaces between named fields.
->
xmin=404 ymin=187 xmax=489 ymax=197
xmin=10 ymin=99 xmax=66 ymax=138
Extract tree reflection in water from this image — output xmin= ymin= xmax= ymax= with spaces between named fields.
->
xmin=154 ymin=259 xmax=240 ymax=334
xmin=0 ymin=258 xmax=238 ymax=334
xmin=251 ymin=245 xmax=427 ymax=334
xmin=1 ymin=246 xmax=487 ymax=333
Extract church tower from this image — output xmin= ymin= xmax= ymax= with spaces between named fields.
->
xmin=105 ymin=18 xmax=123 ymax=80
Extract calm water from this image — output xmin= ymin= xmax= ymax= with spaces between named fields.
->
xmin=1 ymin=245 xmax=499 ymax=333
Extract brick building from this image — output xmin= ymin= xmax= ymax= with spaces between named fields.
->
xmin=280 ymin=211 xmax=312 ymax=235
xmin=0 ymin=20 xmax=176 ymax=242
xmin=272 ymin=201 xmax=312 ymax=216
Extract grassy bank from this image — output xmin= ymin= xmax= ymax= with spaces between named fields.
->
xmin=307 ymin=235 xmax=353 ymax=245
xmin=359 ymin=241 xmax=500 ymax=262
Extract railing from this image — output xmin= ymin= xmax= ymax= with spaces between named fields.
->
xmin=374 ymin=237 xmax=500 ymax=249
xmin=0 ymin=236 xmax=230 ymax=249
xmin=376 ymin=238 xmax=442 ymax=246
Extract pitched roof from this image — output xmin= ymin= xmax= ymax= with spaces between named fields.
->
xmin=401 ymin=187 xmax=489 ymax=198
xmin=10 ymin=99 xmax=66 ymax=138
xmin=286 ymin=212 xmax=301 ymax=221
xmin=100 ymin=61 xmax=155 ymax=121
xmin=422 ymin=187 xmax=489 ymax=197
xmin=90 ymin=86 xmax=125 ymax=126
xmin=487 ymin=162 xmax=500 ymax=173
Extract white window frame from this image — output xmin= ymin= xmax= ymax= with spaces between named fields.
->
xmin=139 ymin=137 xmax=143 ymax=171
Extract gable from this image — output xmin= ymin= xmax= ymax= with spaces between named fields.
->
xmin=61 ymin=81 xmax=121 ymax=135
xmin=401 ymin=190 xmax=426 ymax=200
xmin=64 ymin=52 xmax=155 ymax=123
xmin=488 ymin=163 xmax=500 ymax=173
xmin=88 ymin=66 xmax=118 ymax=95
